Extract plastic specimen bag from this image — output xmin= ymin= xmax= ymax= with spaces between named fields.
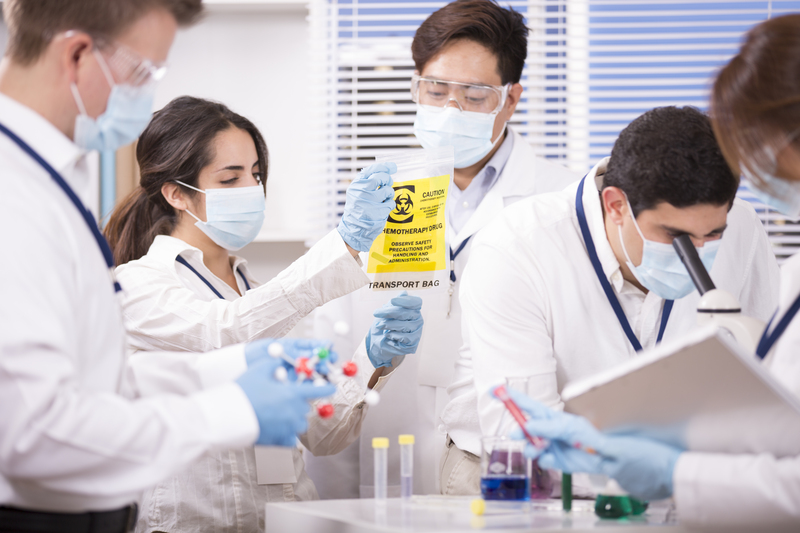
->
xmin=366 ymin=146 xmax=454 ymax=292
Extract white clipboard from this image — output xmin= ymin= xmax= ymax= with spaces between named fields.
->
xmin=562 ymin=325 xmax=800 ymax=457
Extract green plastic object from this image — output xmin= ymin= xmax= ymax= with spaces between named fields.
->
xmin=594 ymin=494 xmax=649 ymax=519
xmin=594 ymin=494 xmax=633 ymax=518
xmin=314 ymin=347 xmax=330 ymax=359
xmin=629 ymin=497 xmax=649 ymax=516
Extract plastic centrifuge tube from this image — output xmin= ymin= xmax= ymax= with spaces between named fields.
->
xmin=373 ymin=437 xmax=389 ymax=503
xmin=399 ymin=434 xmax=414 ymax=500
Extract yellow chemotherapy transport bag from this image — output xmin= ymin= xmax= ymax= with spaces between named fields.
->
xmin=367 ymin=146 xmax=454 ymax=292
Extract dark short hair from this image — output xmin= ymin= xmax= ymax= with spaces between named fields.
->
xmin=411 ymin=0 xmax=528 ymax=85
xmin=3 ymin=0 xmax=203 ymax=65
xmin=104 ymin=96 xmax=268 ymax=266
xmin=602 ymin=106 xmax=739 ymax=217
xmin=711 ymin=14 xmax=800 ymax=186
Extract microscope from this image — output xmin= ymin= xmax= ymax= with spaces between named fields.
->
xmin=673 ymin=234 xmax=766 ymax=353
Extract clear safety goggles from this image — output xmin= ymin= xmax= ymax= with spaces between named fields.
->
xmin=64 ymin=31 xmax=168 ymax=87
xmin=102 ymin=41 xmax=167 ymax=87
xmin=410 ymin=74 xmax=510 ymax=114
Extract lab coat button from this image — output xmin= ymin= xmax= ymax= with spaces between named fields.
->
xmin=462 ymin=201 xmax=469 ymax=208
xmin=437 ymin=424 xmax=446 ymax=433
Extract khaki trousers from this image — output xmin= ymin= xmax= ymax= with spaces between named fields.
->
xmin=439 ymin=436 xmax=481 ymax=495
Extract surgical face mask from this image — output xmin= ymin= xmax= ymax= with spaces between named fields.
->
xmin=739 ymin=129 xmax=800 ymax=219
xmin=70 ymin=50 xmax=155 ymax=152
xmin=742 ymin=165 xmax=800 ymax=220
xmin=177 ymin=181 xmax=266 ymax=251
xmin=618 ymin=198 xmax=722 ymax=300
xmin=413 ymin=104 xmax=506 ymax=168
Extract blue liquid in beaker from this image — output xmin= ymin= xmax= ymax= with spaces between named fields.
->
xmin=480 ymin=475 xmax=531 ymax=501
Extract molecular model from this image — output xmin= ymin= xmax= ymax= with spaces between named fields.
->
xmin=269 ymin=321 xmax=380 ymax=419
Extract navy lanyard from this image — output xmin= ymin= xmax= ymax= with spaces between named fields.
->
xmin=756 ymin=292 xmax=800 ymax=359
xmin=575 ymin=177 xmax=673 ymax=352
xmin=449 ymin=236 xmax=472 ymax=283
xmin=0 ymin=122 xmax=121 ymax=293
xmin=176 ymin=255 xmax=251 ymax=300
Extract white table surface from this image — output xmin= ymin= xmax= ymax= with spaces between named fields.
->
xmin=265 ymin=496 xmax=694 ymax=533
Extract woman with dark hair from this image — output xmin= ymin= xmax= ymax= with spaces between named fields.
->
xmin=483 ymin=14 xmax=800 ymax=529
xmin=105 ymin=96 xmax=424 ymax=532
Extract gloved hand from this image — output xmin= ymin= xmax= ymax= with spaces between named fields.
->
xmin=366 ymin=291 xmax=424 ymax=368
xmin=236 ymin=357 xmax=336 ymax=446
xmin=337 ymin=162 xmax=397 ymax=251
xmin=245 ymin=338 xmax=339 ymax=368
xmin=504 ymin=388 xmax=682 ymax=501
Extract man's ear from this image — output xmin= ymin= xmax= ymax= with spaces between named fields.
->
xmin=499 ymin=83 xmax=523 ymax=123
xmin=59 ymin=31 xmax=94 ymax=85
xmin=602 ymin=186 xmax=631 ymax=226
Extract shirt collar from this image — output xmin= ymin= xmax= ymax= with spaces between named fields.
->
xmin=146 ymin=235 xmax=249 ymax=274
xmin=0 ymin=93 xmax=85 ymax=189
xmin=581 ymin=156 xmax=629 ymax=292
xmin=477 ymin=128 xmax=514 ymax=191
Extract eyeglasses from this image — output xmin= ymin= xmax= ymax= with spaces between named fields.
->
xmin=410 ymin=74 xmax=510 ymax=114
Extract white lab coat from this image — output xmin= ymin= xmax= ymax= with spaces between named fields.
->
xmin=0 ymin=94 xmax=259 ymax=513
xmin=307 ymin=129 xmax=582 ymax=498
xmin=671 ymin=252 xmax=800 ymax=528
xmin=114 ymin=233 xmax=390 ymax=532
xmin=456 ymin=158 xmax=780 ymax=456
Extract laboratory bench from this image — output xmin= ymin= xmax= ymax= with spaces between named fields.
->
xmin=265 ymin=496 xmax=693 ymax=532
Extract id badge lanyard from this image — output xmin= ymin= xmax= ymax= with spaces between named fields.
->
xmin=176 ymin=255 xmax=251 ymax=299
xmin=0 ymin=122 xmax=121 ymax=293
xmin=575 ymin=176 xmax=673 ymax=352
xmin=756 ymin=293 xmax=800 ymax=360
xmin=447 ymin=236 xmax=472 ymax=317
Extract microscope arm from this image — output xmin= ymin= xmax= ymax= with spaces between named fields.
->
xmin=673 ymin=235 xmax=766 ymax=354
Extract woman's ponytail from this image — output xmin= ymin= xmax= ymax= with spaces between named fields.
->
xmin=104 ymin=186 xmax=176 ymax=266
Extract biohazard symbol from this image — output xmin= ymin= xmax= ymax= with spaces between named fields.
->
xmin=388 ymin=185 xmax=415 ymax=224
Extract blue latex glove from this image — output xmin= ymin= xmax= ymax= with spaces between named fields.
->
xmin=504 ymin=388 xmax=682 ymax=501
xmin=366 ymin=291 xmax=424 ymax=368
xmin=236 ymin=358 xmax=336 ymax=446
xmin=245 ymin=338 xmax=339 ymax=368
xmin=337 ymin=162 xmax=397 ymax=251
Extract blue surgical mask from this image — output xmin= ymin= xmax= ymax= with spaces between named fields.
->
xmin=177 ymin=181 xmax=266 ymax=251
xmin=739 ymin=129 xmax=800 ymax=219
xmin=70 ymin=50 xmax=154 ymax=152
xmin=742 ymin=166 xmax=800 ymax=220
xmin=618 ymin=198 xmax=722 ymax=300
xmin=413 ymin=104 xmax=505 ymax=168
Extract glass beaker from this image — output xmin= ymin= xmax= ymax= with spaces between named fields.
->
xmin=496 ymin=377 xmax=554 ymax=499
xmin=480 ymin=435 xmax=530 ymax=501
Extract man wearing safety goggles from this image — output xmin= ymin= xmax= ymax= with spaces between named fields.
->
xmin=308 ymin=0 xmax=580 ymax=499
xmin=68 ymin=36 xmax=168 ymax=153
xmin=411 ymin=74 xmax=512 ymax=170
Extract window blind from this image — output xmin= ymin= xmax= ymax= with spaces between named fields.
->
xmin=308 ymin=0 xmax=800 ymax=261
xmin=307 ymin=0 xmax=531 ymax=239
